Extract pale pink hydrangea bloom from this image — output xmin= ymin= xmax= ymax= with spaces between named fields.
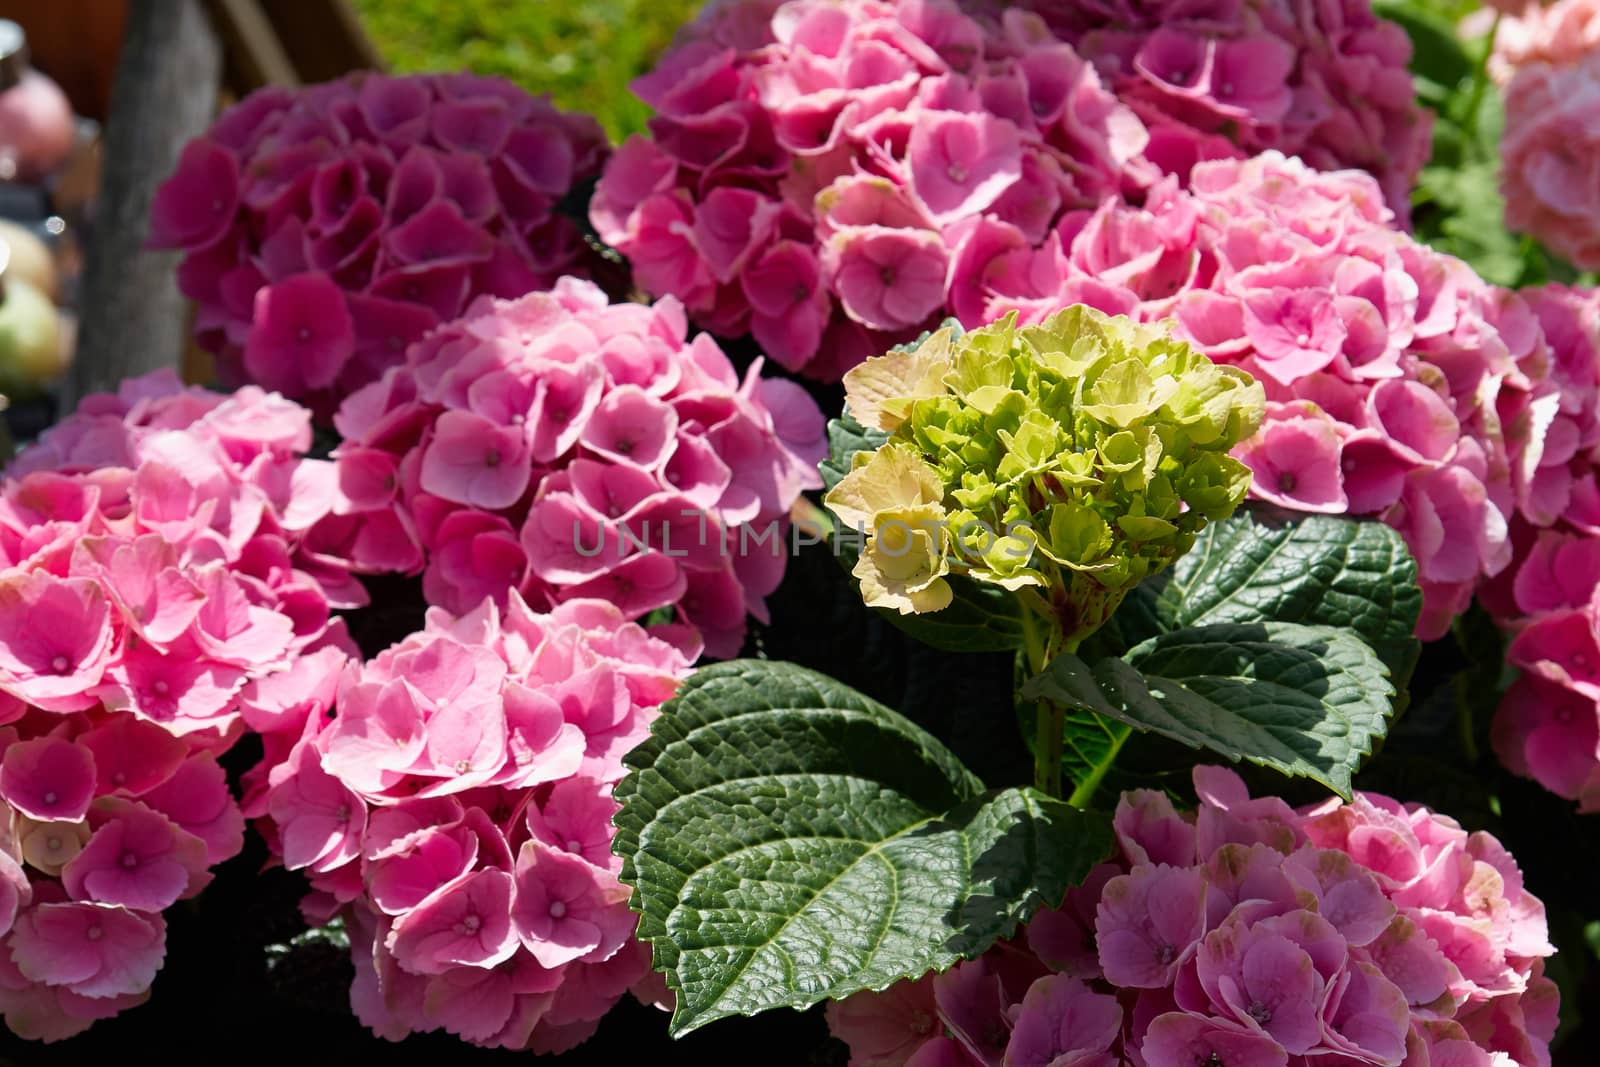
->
xmin=0 ymin=370 xmax=360 ymax=1039
xmin=149 ymin=74 xmax=611 ymax=416
xmin=246 ymin=593 xmax=692 ymax=1051
xmin=318 ymin=276 xmax=825 ymax=659
xmin=827 ymin=767 xmax=1557 ymax=1067
xmin=1501 ymin=55 xmax=1600 ymax=270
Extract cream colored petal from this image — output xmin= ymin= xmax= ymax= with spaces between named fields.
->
xmin=842 ymin=327 xmax=953 ymax=431
xmin=824 ymin=443 xmax=945 ymax=530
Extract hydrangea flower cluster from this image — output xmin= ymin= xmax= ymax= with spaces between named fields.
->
xmin=1500 ymin=54 xmax=1600 ymax=270
xmin=591 ymin=0 xmax=1161 ymax=379
xmin=984 ymin=0 xmax=1433 ymax=218
xmin=149 ymin=73 xmax=610 ymax=413
xmin=1479 ymin=0 xmax=1600 ymax=83
xmin=595 ymin=0 xmax=1434 ymax=381
xmin=0 ymin=371 xmax=356 ymax=1039
xmin=243 ymin=593 xmax=692 ymax=1051
xmin=970 ymin=151 xmax=1524 ymax=639
xmin=319 ymin=277 xmax=826 ymax=659
xmin=1480 ymin=285 xmax=1600 ymax=808
xmin=826 ymin=306 xmax=1262 ymax=642
xmin=827 ymin=766 xmax=1558 ymax=1067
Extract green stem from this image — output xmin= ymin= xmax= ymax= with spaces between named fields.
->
xmin=1462 ymin=13 xmax=1500 ymax=147
xmin=1025 ymin=615 xmax=1076 ymax=799
xmin=1019 ymin=599 xmax=1049 ymax=676
xmin=1035 ymin=700 xmax=1065 ymax=798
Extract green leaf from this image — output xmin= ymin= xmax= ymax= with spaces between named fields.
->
xmin=1109 ymin=509 xmax=1421 ymax=686
xmin=614 ymin=660 xmax=1114 ymax=1036
xmin=1374 ymin=0 xmax=1476 ymax=90
xmin=1024 ymin=621 xmax=1396 ymax=797
xmin=822 ymin=412 xmax=1024 ymax=652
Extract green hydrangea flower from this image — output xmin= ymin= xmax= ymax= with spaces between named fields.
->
xmin=827 ymin=305 xmax=1265 ymax=645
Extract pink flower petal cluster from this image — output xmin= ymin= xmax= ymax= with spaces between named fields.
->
xmin=1501 ymin=55 xmax=1600 ymax=270
xmin=1479 ymin=0 xmax=1600 ymax=83
xmin=1474 ymin=286 xmax=1600 ymax=807
xmin=318 ymin=276 xmax=826 ymax=658
xmin=244 ymin=593 xmax=691 ymax=1051
xmin=148 ymin=73 xmax=610 ymax=415
xmin=594 ymin=0 xmax=1432 ymax=380
xmin=0 ymin=371 xmax=351 ymax=1039
xmin=828 ymin=767 xmax=1558 ymax=1067
xmin=0 ymin=369 xmax=362 ymax=734
xmin=971 ymin=151 xmax=1523 ymax=638
xmin=592 ymin=0 xmax=1161 ymax=379
xmin=983 ymin=0 xmax=1433 ymax=218
xmin=0 ymin=712 xmax=244 ymax=1041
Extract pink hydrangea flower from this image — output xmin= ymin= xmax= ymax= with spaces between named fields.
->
xmin=593 ymin=0 xmax=1155 ymax=380
xmin=1476 ymin=285 xmax=1600 ymax=806
xmin=828 ymin=767 xmax=1557 ymax=1067
xmin=1502 ymin=55 xmax=1600 ymax=271
xmin=61 ymin=801 xmax=210 ymax=912
xmin=0 ymin=737 xmax=96 ymax=823
xmin=0 ymin=371 xmax=338 ymax=1039
xmin=246 ymin=593 xmax=693 ymax=1051
xmin=985 ymin=0 xmax=1432 ymax=219
xmin=970 ymin=152 xmax=1534 ymax=640
xmin=323 ymin=278 xmax=825 ymax=658
xmin=595 ymin=0 xmax=1429 ymax=380
xmin=8 ymin=902 xmax=166 ymax=1000
xmin=150 ymin=74 xmax=612 ymax=415
xmin=1480 ymin=0 xmax=1600 ymax=83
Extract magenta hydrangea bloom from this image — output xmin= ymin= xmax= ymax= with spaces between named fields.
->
xmin=0 ymin=371 xmax=354 ymax=1040
xmin=595 ymin=0 xmax=1431 ymax=380
xmin=827 ymin=767 xmax=1557 ymax=1067
xmin=318 ymin=277 xmax=825 ymax=658
xmin=149 ymin=74 xmax=611 ymax=415
xmin=593 ymin=0 xmax=1158 ymax=379
xmin=968 ymin=151 xmax=1540 ymax=640
xmin=246 ymin=593 xmax=693 ymax=1052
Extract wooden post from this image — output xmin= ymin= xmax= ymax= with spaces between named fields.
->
xmin=66 ymin=0 xmax=221 ymax=408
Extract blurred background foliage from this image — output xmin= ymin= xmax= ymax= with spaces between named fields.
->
xmin=352 ymin=0 xmax=702 ymax=138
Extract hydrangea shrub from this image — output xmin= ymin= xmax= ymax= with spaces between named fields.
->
xmin=593 ymin=0 xmax=1430 ymax=381
xmin=66 ymin=0 xmax=1600 ymax=1056
xmin=0 ymin=372 xmax=356 ymax=1039
xmin=149 ymin=73 xmax=611 ymax=414
xmin=318 ymin=276 xmax=826 ymax=658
